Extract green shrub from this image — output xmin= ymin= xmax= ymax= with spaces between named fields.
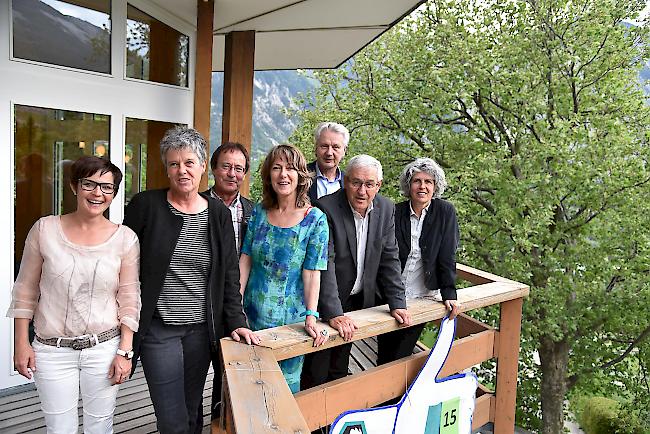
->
xmin=578 ymin=396 xmax=646 ymax=434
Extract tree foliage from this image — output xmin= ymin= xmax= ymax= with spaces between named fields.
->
xmin=290 ymin=0 xmax=650 ymax=431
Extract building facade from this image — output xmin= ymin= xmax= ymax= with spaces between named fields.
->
xmin=0 ymin=0 xmax=196 ymax=391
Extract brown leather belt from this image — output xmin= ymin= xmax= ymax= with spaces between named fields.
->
xmin=35 ymin=327 xmax=120 ymax=350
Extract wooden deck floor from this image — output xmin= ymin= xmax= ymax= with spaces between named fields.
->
xmin=0 ymin=338 xmax=401 ymax=433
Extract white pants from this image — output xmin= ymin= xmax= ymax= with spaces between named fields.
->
xmin=33 ymin=336 xmax=120 ymax=434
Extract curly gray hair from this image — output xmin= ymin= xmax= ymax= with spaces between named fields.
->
xmin=399 ymin=158 xmax=447 ymax=199
xmin=159 ymin=126 xmax=208 ymax=166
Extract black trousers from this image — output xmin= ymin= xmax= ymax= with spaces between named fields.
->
xmin=376 ymin=322 xmax=426 ymax=365
xmin=139 ymin=318 xmax=211 ymax=434
xmin=301 ymin=292 xmax=364 ymax=390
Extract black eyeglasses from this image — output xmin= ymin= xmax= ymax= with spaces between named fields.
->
xmin=79 ymin=179 xmax=116 ymax=195
xmin=219 ymin=163 xmax=246 ymax=174
xmin=349 ymin=179 xmax=379 ymax=190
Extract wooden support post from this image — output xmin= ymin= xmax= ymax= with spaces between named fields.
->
xmin=194 ymin=0 xmax=214 ymax=191
xmin=221 ymin=340 xmax=309 ymax=433
xmin=494 ymin=297 xmax=524 ymax=434
xmin=222 ymin=30 xmax=255 ymax=196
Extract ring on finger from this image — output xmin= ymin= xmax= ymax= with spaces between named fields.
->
xmin=320 ymin=329 xmax=329 ymax=337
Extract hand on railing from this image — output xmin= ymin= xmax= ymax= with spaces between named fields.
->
xmin=390 ymin=308 xmax=412 ymax=327
xmin=328 ymin=315 xmax=359 ymax=341
xmin=230 ymin=327 xmax=262 ymax=345
xmin=305 ymin=315 xmax=328 ymax=347
xmin=445 ymin=300 xmax=461 ymax=320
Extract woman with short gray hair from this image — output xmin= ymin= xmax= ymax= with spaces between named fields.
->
xmin=124 ymin=126 xmax=260 ymax=434
xmin=377 ymin=157 xmax=461 ymax=365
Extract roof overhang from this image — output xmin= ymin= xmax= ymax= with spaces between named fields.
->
xmin=210 ymin=0 xmax=425 ymax=71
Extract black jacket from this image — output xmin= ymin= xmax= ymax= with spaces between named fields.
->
xmin=315 ymin=189 xmax=407 ymax=319
xmin=395 ymin=198 xmax=459 ymax=301
xmin=123 ymin=189 xmax=247 ymax=364
xmin=307 ymin=161 xmax=345 ymax=203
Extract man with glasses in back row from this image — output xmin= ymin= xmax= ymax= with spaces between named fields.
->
xmin=205 ymin=142 xmax=254 ymax=421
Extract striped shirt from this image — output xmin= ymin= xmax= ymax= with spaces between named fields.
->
xmin=156 ymin=204 xmax=211 ymax=325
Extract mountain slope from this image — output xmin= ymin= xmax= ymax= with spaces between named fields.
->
xmin=210 ymin=71 xmax=318 ymax=160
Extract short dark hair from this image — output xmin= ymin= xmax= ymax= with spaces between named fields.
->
xmin=70 ymin=156 xmax=123 ymax=195
xmin=210 ymin=142 xmax=250 ymax=173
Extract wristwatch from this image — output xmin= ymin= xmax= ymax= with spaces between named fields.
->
xmin=116 ymin=348 xmax=134 ymax=360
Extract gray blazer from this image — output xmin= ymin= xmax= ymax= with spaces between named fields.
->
xmin=315 ymin=189 xmax=407 ymax=320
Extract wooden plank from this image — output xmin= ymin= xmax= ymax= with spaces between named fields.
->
xmin=350 ymin=342 xmax=374 ymax=371
xmin=194 ymin=0 xmax=215 ymax=192
xmin=295 ymin=329 xmax=497 ymax=430
xmin=457 ymin=313 xmax=494 ymax=338
xmin=493 ymin=298 xmax=524 ymax=434
xmin=472 ymin=394 xmax=495 ymax=431
xmin=220 ymin=340 xmax=309 ymax=434
xmin=221 ymin=30 xmax=255 ymax=196
xmin=439 ymin=330 xmax=497 ymax=378
xmin=0 ymin=366 xmax=215 ymax=433
xmin=251 ymin=281 xmax=527 ymax=361
xmin=456 ymin=263 xmax=517 ymax=285
xmin=355 ymin=339 xmax=378 ymax=364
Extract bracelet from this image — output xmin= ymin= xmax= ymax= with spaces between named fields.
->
xmin=301 ymin=310 xmax=320 ymax=319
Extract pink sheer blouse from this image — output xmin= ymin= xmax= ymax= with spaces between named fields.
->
xmin=7 ymin=215 xmax=141 ymax=339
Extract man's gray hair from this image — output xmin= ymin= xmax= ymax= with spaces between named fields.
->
xmin=160 ymin=126 xmax=207 ymax=166
xmin=399 ymin=158 xmax=447 ymax=198
xmin=314 ymin=122 xmax=350 ymax=147
xmin=346 ymin=155 xmax=383 ymax=181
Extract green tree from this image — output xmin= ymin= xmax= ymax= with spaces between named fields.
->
xmin=290 ymin=0 xmax=650 ymax=432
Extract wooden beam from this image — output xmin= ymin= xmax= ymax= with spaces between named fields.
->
xmin=222 ymin=30 xmax=255 ymax=196
xmin=473 ymin=393 xmax=495 ymax=431
xmin=456 ymin=263 xmax=517 ymax=285
xmin=220 ymin=340 xmax=309 ymax=434
xmin=248 ymin=280 xmax=528 ymax=361
xmin=294 ymin=329 xmax=497 ymax=430
xmin=456 ymin=313 xmax=494 ymax=338
xmin=194 ymin=0 xmax=214 ymax=192
xmin=493 ymin=297 xmax=524 ymax=434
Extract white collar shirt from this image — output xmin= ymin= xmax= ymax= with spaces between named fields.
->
xmin=350 ymin=201 xmax=373 ymax=295
xmin=402 ymin=202 xmax=439 ymax=299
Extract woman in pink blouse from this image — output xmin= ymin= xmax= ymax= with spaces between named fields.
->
xmin=7 ymin=156 xmax=141 ymax=434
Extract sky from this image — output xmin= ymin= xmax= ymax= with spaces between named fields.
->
xmin=628 ymin=2 xmax=650 ymax=25
xmin=40 ymin=0 xmax=110 ymax=28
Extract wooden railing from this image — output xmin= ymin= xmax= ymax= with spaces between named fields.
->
xmin=218 ymin=264 xmax=529 ymax=433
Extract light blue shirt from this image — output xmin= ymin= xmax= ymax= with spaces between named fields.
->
xmin=315 ymin=164 xmax=343 ymax=199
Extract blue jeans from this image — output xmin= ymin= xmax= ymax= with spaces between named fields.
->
xmin=140 ymin=318 xmax=211 ymax=434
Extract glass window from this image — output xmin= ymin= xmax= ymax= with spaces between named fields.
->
xmin=124 ymin=118 xmax=182 ymax=206
xmin=126 ymin=5 xmax=189 ymax=87
xmin=14 ymin=105 xmax=111 ymax=274
xmin=12 ymin=0 xmax=111 ymax=74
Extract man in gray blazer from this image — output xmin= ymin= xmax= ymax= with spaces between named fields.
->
xmin=301 ymin=155 xmax=412 ymax=389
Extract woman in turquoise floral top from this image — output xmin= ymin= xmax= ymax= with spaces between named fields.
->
xmin=239 ymin=144 xmax=329 ymax=392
